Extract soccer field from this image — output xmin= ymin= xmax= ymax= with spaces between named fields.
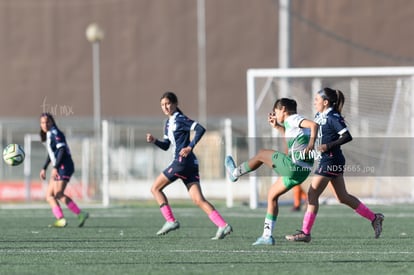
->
xmin=0 ymin=203 xmax=412 ymax=275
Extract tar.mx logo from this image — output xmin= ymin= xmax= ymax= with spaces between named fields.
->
xmin=291 ymin=149 xmax=321 ymax=163
xmin=41 ymin=97 xmax=74 ymax=116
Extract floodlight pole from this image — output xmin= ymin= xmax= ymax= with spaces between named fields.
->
xmin=86 ymin=23 xmax=104 ymax=144
xmin=197 ymin=0 xmax=207 ymax=125
xmin=91 ymin=42 xmax=101 ymax=140
xmin=86 ymin=23 xmax=106 ymax=206
xmin=279 ymin=0 xmax=290 ymax=97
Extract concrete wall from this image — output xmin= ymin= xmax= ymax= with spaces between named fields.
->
xmin=1 ymin=0 xmax=413 ymax=121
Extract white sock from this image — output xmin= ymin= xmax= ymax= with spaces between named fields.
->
xmin=234 ymin=162 xmax=252 ymax=177
xmin=263 ymin=217 xmax=276 ymax=238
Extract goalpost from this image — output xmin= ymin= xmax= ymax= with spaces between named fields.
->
xmin=246 ymin=67 xmax=414 ymax=209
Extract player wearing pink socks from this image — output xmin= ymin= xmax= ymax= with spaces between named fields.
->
xmin=39 ymin=113 xmax=89 ymax=228
xmin=147 ymin=92 xmax=232 ymax=239
xmin=286 ymin=88 xmax=384 ymax=242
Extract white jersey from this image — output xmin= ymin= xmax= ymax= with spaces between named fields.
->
xmin=283 ymin=114 xmax=313 ymax=167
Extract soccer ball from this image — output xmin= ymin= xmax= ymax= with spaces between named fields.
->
xmin=3 ymin=143 xmax=25 ymax=166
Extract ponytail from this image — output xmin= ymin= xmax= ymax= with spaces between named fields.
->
xmin=318 ymin=88 xmax=345 ymax=115
xmin=335 ymin=89 xmax=345 ymax=114
xmin=176 ymin=107 xmax=184 ymax=115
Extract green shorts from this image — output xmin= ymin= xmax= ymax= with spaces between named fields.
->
xmin=271 ymin=151 xmax=312 ymax=189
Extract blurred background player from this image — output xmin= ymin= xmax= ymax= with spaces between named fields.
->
xmin=39 ymin=112 xmax=89 ymax=228
xmin=292 ymin=185 xmax=307 ymax=211
xmin=146 ymin=91 xmax=232 ymax=240
xmin=225 ymin=98 xmax=318 ymax=245
xmin=285 ymin=88 xmax=384 ymax=242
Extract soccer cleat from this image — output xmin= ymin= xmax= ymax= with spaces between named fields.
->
xmin=49 ymin=218 xmax=67 ymax=228
xmin=156 ymin=221 xmax=180 ymax=235
xmin=372 ymin=213 xmax=384 ymax=238
xmin=252 ymin=236 xmax=275 ymax=246
xmin=78 ymin=211 xmax=89 ymax=228
xmin=224 ymin=156 xmax=238 ymax=182
xmin=211 ymin=224 xmax=233 ymax=240
xmin=285 ymin=230 xmax=311 ymax=243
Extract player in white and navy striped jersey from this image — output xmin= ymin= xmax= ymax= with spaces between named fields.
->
xmin=39 ymin=112 xmax=89 ymax=228
xmin=147 ymin=91 xmax=232 ymax=240
xmin=286 ymin=88 xmax=384 ymax=243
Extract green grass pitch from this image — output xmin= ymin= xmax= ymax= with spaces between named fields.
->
xmin=0 ymin=202 xmax=413 ymax=274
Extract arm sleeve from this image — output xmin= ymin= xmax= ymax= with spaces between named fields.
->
xmin=326 ymin=130 xmax=352 ymax=150
xmin=154 ymin=139 xmax=171 ymax=151
xmin=53 ymin=147 xmax=65 ymax=169
xmin=42 ymin=155 xmax=51 ymax=170
xmin=188 ymin=123 xmax=206 ymax=148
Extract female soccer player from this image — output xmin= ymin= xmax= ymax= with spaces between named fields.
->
xmin=146 ymin=91 xmax=232 ymax=240
xmin=225 ymin=98 xmax=318 ymax=245
xmin=285 ymin=88 xmax=384 ymax=242
xmin=39 ymin=112 xmax=89 ymax=228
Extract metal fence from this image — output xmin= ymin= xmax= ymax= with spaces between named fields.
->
xmin=0 ymin=116 xmax=247 ymax=204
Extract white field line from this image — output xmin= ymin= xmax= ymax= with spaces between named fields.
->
xmin=0 ymin=249 xmax=413 ymax=255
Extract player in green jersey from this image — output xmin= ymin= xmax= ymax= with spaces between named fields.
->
xmin=225 ymin=98 xmax=318 ymax=245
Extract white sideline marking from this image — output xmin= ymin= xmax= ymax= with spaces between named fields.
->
xmin=0 ymin=249 xmax=413 ymax=255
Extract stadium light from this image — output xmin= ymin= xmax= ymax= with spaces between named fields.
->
xmin=86 ymin=23 xmax=106 ymax=205
xmin=85 ymin=23 xmax=104 ymax=142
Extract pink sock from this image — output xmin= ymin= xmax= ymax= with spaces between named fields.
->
xmin=160 ymin=204 xmax=176 ymax=222
xmin=208 ymin=210 xmax=227 ymax=227
xmin=52 ymin=205 xmax=64 ymax=219
xmin=67 ymin=201 xmax=81 ymax=215
xmin=355 ymin=202 xmax=375 ymax=221
xmin=302 ymin=211 xmax=316 ymax=235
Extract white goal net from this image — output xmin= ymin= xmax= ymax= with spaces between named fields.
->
xmin=245 ymin=67 xmax=414 ymax=209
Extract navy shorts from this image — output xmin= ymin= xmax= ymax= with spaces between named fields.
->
xmin=163 ymin=156 xmax=200 ymax=189
xmin=55 ymin=159 xmax=75 ymax=182
xmin=315 ymin=153 xmax=345 ymax=178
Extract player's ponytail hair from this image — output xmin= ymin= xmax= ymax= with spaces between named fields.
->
xmin=39 ymin=112 xmax=57 ymax=142
xmin=161 ymin=91 xmax=184 ymax=114
xmin=318 ymin=87 xmax=345 ymax=115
